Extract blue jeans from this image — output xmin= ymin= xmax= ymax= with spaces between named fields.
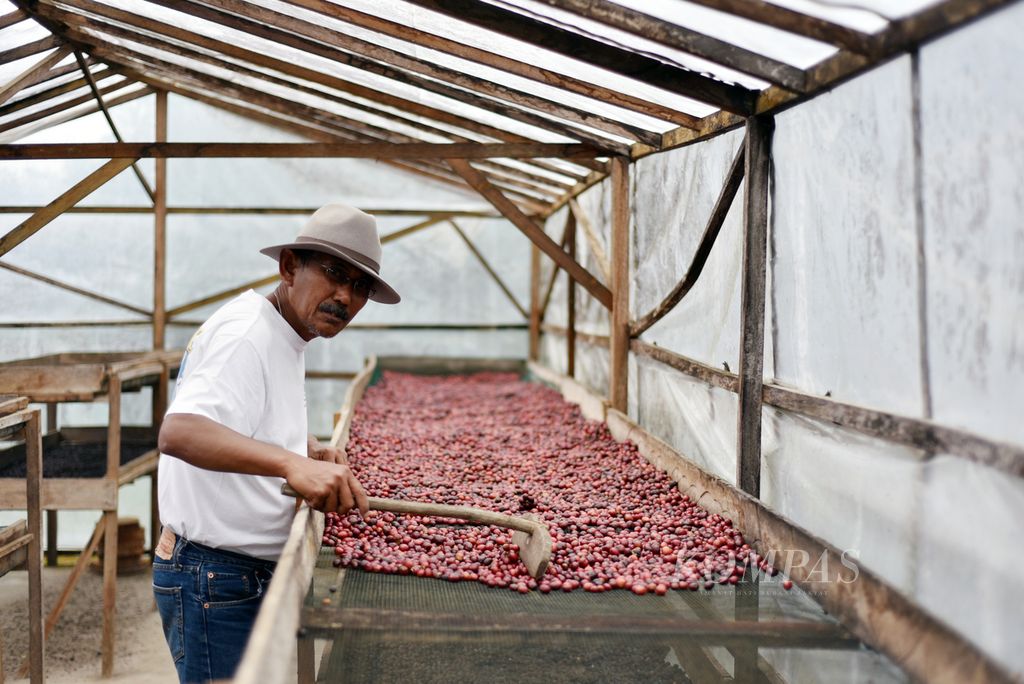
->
xmin=153 ymin=535 xmax=276 ymax=684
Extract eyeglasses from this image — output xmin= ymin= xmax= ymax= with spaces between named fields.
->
xmin=311 ymin=260 xmax=377 ymax=299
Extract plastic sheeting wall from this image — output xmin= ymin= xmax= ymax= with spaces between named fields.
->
xmin=0 ymin=94 xmax=530 ymax=546
xmin=540 ymin=4 xmax=1024 ymax=676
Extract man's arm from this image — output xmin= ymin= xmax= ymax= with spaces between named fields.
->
xmin=159 ymin=413 xmax=368 ymax=514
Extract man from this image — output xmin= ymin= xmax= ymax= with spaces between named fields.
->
xmin=153 ymin=204 xmax=400 ymax=683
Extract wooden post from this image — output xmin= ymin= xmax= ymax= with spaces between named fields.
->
xmin=735 ymin=115 xmax=773 ymax=497
xmin=102 ymin=374 xmax=121 ymax=677
xmin=45 ymin=403 xmax=58 ymax=565
xmin=151 ymin=362 xmax=169 ymax=556
xmin=154 ymin=89 xmax=168 ymax=350
xmin=25 ymin=410 xmax=44 ymax=684
xmin=529 ymin=245 xmax=541 ymax=361
xmin=566 ymin=210 xmax=576 ymax=378
xmin=608 ymin=157 xmax=630 ymax=411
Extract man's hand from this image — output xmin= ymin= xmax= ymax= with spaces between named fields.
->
xmin=308 ymin=435 xmax=349 ymax=465
xmin=284 ymin=456 xmax=368 ymax=515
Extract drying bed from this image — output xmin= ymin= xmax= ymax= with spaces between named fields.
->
xmin=301 ymin=370 xmax=909 ymax=682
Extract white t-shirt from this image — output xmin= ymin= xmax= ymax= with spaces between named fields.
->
xmin=159 ymin=289 xmax=309 ymax=560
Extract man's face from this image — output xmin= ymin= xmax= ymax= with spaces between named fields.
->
xmin=283 ymin=250 xmax=374 ymax=340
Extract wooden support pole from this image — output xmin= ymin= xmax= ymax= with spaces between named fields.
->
xmin=447 ymin=158 xmax=612 ymax=309
xmin=25 ymin=410 xmax=44 ymax=684
xmin=102 ymin=374 xmax=121 ymax=677
xmin=0 ymin=45 xmax=71 ymax=107
xmin=449 ymin=220 xmax=528 ymax=319
xmin=608 ymin=157 xmax=630 ymax=411
xmin=154 ymin=90 xmax=168 ymax=350
xmin=0 ymin=158 xmax=137 ymax=257
xmin=46 ymin=510 xmax=58 ymax=566
xmin=529 ymin=246 xmax=541 ymax=361
xmin=566 ymin=211 xmax=577 ymax=378
xmin=735 ymin=116 xmax=773 ymax=497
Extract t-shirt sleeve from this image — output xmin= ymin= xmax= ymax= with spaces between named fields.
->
xmin=167 ymin=334 xmax=266 ymax=438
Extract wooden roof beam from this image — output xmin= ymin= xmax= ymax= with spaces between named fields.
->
xmin=400 ymin=0 xmax=758 ymax=114
xmin=0 ymin=45 xmax=71 ymax=107
xmin=448 ymin=157 xmax=612 ymax=308
xmin=282 ymin=0 xmax=701 ymax=129
xmin=142 ymin=0 xmax=640 ymax=151
xmin=0 ymin=35 xmax=62 ymax=66
xmin=0 ymin=86 xmax=152 ymax=142
xmin=0 ymin=141 xmax=604 ymax=160
xmin=533 ymin=0 xmax=809 ymax=92
xmin=0 ymin=77 xmax=135 ymax=135
xmin=0 ymin=67 xmax=115 ymax=118
xmin=0 ymin=8 xmax=28 ymax=30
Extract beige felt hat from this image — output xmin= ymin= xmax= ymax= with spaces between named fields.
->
xmin=260 ymin=203 xmax=400 ymax=304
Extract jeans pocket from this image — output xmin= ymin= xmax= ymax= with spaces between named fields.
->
xmin=152 ymin=584 xmax=185 ymax=663
xmin=202 ymin=563 xmax=260 ymax=606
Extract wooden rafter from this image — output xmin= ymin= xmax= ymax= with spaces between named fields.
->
xmin=400 ymin=0 xmax=758 ymax=114
xmin=0 ymin=77 xmax=135 ymax=135
xmin=0 ymin=35 xmax=62 ymax=66
xmin=0 ymin=8 xmax=27 ymax=29
xmin=0 ymin=158 xmax=137 ymax=257
xmin=0 ymin=67 xmax=115 ymax=118
xmin=0 ymin=85 xmax=152 ymax=140
xmin=448 ymin=157 xmax=612 ymax=308
xmin=532 ymin=0 xmax=808 ymax=92
xmin=0 ymin=45 xmax=72 ymax=107
xmin=0 ymin=260 xmax=152 ymax=316
xmin=282 ymin=0 xmax=701 ymax=129
xmin=631 ymin=142 xmax=745 ymax=337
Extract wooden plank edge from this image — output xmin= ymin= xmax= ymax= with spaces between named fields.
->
xmin=235 ymin=355 xmax=376 ymax=684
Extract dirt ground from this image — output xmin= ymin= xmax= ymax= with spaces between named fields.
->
xmin=0 ymin=561 xmax=177 ymax=683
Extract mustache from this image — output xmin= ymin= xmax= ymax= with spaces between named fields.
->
xmin=318 ymin=302 xmax=350 ymax=321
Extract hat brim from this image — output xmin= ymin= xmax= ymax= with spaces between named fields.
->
xmin=260 ymin=243 xmax=401 ymax=304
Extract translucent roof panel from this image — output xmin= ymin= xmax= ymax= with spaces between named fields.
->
xmin=77 ymin=0 xmax=593 ymax=143
xmin=608 ymin=0 xmax=841 ymax=69
xmin=315 ymin=0 xmax=720 ymax=117
xmin=768 ymin=0 xmax=912 ymax=29
xmin=253 ymin=0 xmax=686 ymax=132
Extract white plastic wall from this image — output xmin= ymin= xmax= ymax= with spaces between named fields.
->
xmin=539 ymin=4 xmax=1024 ymax=675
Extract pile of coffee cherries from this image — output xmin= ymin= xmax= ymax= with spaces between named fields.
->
xmin=324 ymin=372 xmax=780 ymax=594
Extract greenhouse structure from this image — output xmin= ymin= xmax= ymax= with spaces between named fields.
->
xmin=0 ymin=0 xmax=1021 ymax=682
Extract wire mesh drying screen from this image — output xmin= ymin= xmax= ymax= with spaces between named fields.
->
xmin=298 ymin=368 xmax=907 ymax=683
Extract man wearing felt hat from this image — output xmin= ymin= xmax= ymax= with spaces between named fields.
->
xmin=153 ymin=203 xmax=399 ymax=683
